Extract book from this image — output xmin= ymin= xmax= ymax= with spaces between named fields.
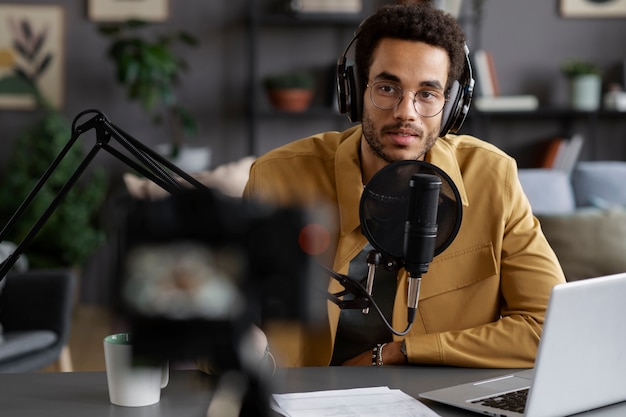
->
xmin=554 ymin=134 xmax=584 ymax=174
xmin=485 ymin=50 xmax=500 ymax=96
xmin=473 ymin=50 xmax=496 ymax=97
xmin=540 ymin=137 xmax=568 ymax=169
xmin=474 ymin=95 xmax=539 ymax=111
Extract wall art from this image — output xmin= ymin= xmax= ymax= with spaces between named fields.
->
xmin=561 ymin=0 xmax=626 ymax=17
xmin=0 ymin=5 xmax=64 ymax=109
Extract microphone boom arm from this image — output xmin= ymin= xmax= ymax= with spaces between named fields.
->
xmin=0 ymin=109 xmax=208 ymax=280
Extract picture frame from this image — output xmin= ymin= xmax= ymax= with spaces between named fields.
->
xmin=88 ymin=0 xmax=169 ymax=22
xmin=560 ymin=0 xmax=626 ymax=17
xmin=0 ymin=4 xmax=64 ymax=109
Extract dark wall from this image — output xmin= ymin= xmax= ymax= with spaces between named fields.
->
xmin=0 ymin=0 xmax=250 ymax=174
xmin=2 ymin=0 xmax=624 ymax=304
xmin=0 ymin=0 xmax=624 ymax=174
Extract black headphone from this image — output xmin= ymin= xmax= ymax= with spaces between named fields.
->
xmin=336 ymin=27 xmax=474 ymax=137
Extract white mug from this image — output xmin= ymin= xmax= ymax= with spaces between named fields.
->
xmin=103 ymin=333 xmax=169 ymax=407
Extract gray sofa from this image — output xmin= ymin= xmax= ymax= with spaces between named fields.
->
xmin=0 ymin=269 xmax=76 ymax=372
xmin=519 ymin=161 xmax=626 ymax=281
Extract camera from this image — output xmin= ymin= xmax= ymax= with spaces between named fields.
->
xmin=116 ymin=187 xmax=328 ymax=365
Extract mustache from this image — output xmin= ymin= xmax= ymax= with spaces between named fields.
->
xmin=381 ymin=122 xmax=423 ymax=136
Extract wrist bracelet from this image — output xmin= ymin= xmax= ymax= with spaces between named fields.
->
xmin=372 ymin=344 xmax=380 ymax=366
xmin=372 ymin=343 xmax=387 ymax=366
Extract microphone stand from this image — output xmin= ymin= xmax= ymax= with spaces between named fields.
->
xmin=0 ymin=108 xmax=208 ymax=280
xmin=322 ymin=261 xmax=413 ymax=337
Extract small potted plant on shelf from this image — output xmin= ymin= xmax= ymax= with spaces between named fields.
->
xmin=263 ymin=71 xmax=315 ymax=112
xmin=97 ymin=20 xmax=202 ymax=162
xmin=561 ymin=59 xmax=602 ymax=111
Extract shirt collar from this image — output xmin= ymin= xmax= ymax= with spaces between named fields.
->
xmin=335 ymin=126 xmax=365 ymax=236
xmin=426 ymin=136 xmax=469 ymax=207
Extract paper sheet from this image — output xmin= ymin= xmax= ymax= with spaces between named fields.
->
xmin=271 ymin=386 xmax=440 ymax=417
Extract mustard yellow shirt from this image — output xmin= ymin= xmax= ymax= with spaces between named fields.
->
xmin=243 ymin=125 xmax=566 ymax=368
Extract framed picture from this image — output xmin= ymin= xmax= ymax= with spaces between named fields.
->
xmin=560 ymin=0 xmax=626 ymax=17
xmin=88 ymin=0 xmax=169 ymax=22
xmin=0 ymin=5 xmax=64 ymax=109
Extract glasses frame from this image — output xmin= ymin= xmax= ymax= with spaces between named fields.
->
xmin=366 ymin=81 xmax=449 ymax=118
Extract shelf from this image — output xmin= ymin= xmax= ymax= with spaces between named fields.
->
xmin=247 ymin=0 xmax=370 ymax=155
xmin=471 ymin=107 xmax=626 ymax=118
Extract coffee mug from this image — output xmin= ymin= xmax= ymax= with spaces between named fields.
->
xmin=103 ymin=333 xmax=169 ymax=407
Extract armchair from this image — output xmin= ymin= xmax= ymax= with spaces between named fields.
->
xmin=0 ymin=269 xmax=76 ymax=372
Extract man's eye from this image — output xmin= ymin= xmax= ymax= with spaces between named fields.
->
xmin=379 ymin=84 xmax=399 ymax=95
xmin=418 ymin=91 xmax=438 ymax=100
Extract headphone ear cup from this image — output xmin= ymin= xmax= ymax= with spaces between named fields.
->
xmin=439 ymin=44 xmax=474 ymax=137
xmin=336 ymin=62 xmax=349 ymax=115
xmin=439 ymin=80 xmax=461 ymax=137
xmin=346 ymin=65 xmax=362 ymax=122
xmin=336 ymin=62 xmax=362 ymax=123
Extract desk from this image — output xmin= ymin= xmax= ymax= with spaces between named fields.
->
xmin=1 ymin=368 xmax=625 ymax=416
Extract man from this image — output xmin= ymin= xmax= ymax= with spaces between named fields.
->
xmin=243 ymin=4 xmax=565 ymax=368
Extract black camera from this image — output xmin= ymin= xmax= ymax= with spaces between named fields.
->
xmin=116 ymin=187 xmax=327 ymax=364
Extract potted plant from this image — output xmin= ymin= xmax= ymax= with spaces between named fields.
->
xmin=0 ymin=93 xmax=108 ymax=269
xmin=561 ymin=59 xmax=602 ymax=111
xmin=97 ymin=20 xmax=200 ymax=161
xmin=263 ymin=71 xmax=315 ymax=112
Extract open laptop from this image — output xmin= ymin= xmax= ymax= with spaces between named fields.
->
xmin=419 ymin=272 xmax=626 ymax=417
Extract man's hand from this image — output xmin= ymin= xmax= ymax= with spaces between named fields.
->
xmin=342 ymin=341 xmax=407 ymax=366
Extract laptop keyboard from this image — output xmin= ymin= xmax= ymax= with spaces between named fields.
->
xmin=471 ymin=388 xmax=529 ymax=414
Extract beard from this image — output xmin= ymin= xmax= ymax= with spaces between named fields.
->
xmin=361 ymin=114 xmax=440 ymax=163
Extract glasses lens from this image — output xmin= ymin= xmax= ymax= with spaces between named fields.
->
xmin=369 ymin=82 xmax=445 ymax=118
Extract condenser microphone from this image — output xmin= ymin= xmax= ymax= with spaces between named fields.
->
xmin=403 ymin=173 xmax=442 ymax=323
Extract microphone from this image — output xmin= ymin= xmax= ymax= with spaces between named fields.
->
xmin=362 ymin=250 xmax=382 ymax=314
xmin=403 ymin=173 xmax=441 ymax=323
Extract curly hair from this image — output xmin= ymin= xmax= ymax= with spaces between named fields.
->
xmin=354 ymin=3 xmax=466 ymax=94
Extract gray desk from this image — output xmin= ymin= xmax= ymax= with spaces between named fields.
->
xmin=1 ymin=368 xmax=625 ymax=416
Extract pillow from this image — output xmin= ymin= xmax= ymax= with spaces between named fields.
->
xmin=124 ymin=156 xmax=255 ymax=200
xmin=572 ymin=161 xmax=626 ymax=207
xmin=537 ymin=208 xmax=626 ymax=281
xmin=518 ymin=169 xmax=576 ymax=214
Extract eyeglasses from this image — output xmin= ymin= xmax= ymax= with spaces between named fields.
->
xmin=367 ymin=81 xmax=448 ymax=118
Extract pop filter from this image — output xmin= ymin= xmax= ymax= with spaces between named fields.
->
xmin=359 ymin=160 xmax=462 ymax=263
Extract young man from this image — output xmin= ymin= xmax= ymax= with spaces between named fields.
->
xmin=243 ymin=4 xmax=565 ymax=368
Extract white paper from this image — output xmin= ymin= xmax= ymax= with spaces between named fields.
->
xmin=271 ymin=386 xmax=440 ymax=417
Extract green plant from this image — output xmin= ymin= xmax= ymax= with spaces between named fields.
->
xmin=0 ymin=96 xmax=108 ymax=268
xmin=263 ymin=71 xmax=315 ymax=90
xmin=97 ymin=19 xmax=199 ymax=158
xmin=561 ymin=59 xmax=600 ymax=78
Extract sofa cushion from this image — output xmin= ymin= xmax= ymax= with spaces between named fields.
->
xmin=518 ymin=169 xmax=576 ymax=214
xmin=572 ymin=161 xmax=626 ymax=208
xmin=124 ymin=155 xmax=255 ymax=199
xmin=0 ymin=330 xmax=57 ymax=362
xmin=537 ymin=208 xmax=626 ymax=281
xmin=0 ymin=241 xmax=29 ymax=344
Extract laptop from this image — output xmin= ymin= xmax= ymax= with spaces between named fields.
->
xmin=419 ymin=272 xmax=626 ymax=417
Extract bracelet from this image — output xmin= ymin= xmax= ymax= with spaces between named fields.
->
xmin=372 ymin=343 xmax=387 ymax=367
xmin=372 ymin=344 xmax=380 ymax=366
